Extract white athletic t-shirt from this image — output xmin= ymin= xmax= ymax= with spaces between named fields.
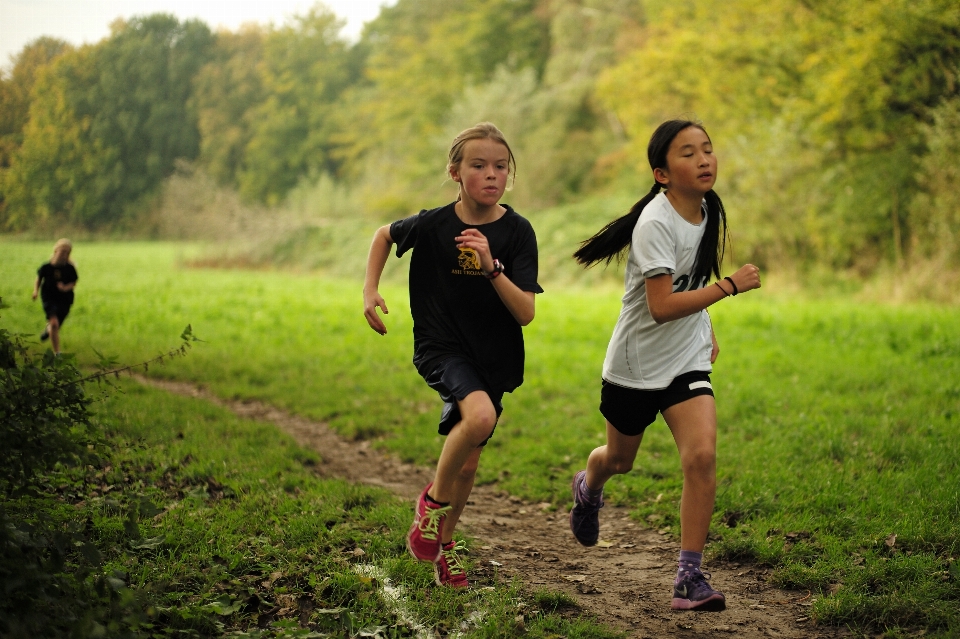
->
xmin=602 ymin=192 xmax=714 ymax=389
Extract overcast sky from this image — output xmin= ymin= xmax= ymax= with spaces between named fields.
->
xmin=0 ymin=0 xmax=397 ymax=69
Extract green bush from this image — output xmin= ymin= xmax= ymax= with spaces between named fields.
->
xmin=0 ymin=314 xmax=203 ymax=637
xmin=0 ymin=326 xmax=97 ymax=496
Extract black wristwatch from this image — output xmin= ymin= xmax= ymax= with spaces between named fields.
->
xmin=483 ymin=259 xmax=504 ymax=280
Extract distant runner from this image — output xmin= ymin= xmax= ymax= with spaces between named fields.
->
xmin=32 ymin=238 xmax=79 ymax=356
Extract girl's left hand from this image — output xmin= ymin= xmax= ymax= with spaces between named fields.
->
xmin=455 ymin=229 xmax=494 ymax=273
xmin=710 ymin=329 xmax=719 ymax=363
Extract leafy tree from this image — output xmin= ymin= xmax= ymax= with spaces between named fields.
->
xmin=0 ymin=37 xmax=71 ymax=170
xmin=191 ymin=27 xmax=267 ymax=188
xmin=441 ymin=0 xmax=644 ymax=208
xmin=1 ymin=15 xmax=214 ymax=229
xmin=237 ymin=7 xmax=354 ymax=204
xmin=0 ymin=46 xmax=112 ymax=230
xmin=597 ymin=0 xmax=960 ymax=271
xmin=332 ymin=0 xmax=551 ymax=213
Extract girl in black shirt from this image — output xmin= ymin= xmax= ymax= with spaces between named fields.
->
xmin=363 ymin=123 xmax=542 ymax=587
xmin=32 ymin=238 xmax=78 ymax=355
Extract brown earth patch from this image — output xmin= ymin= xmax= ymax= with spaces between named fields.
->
xmin=137 ymin=376 xmax=847 ymax=639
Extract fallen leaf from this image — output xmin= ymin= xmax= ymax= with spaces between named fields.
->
xmin=596 ymin=540 xmax=613 ymax=548
xmin=562 ymin=574 xmax=586 ymax=582
xmin=130 ymin=535 xmax=166 ymax=550
xmin=885 ymin=533 xmax=897 ymax=548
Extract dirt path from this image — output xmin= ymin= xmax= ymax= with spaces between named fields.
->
xmin=139 ymin=377 xmax=846 ymax=639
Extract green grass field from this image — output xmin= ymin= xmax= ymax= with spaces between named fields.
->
xmin=2 ymin=240 xmax=959 ymax=636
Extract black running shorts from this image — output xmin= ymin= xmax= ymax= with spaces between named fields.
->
xmin=422 ymin=356 xmax=503 ymax=444
xmin=42 ymin=299 xmax=72 ymax=325
xmin=600 ymin=370 xmax=714 ymax=437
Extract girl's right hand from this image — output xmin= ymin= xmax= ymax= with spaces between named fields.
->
xmin=363 ymin=290 xmax=389 ymax=335
xmin=729 ymin=264 xmax=762 ymax=294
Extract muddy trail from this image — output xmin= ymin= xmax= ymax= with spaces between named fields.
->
xmin=140 ymin=377 xmax=847 ymax=639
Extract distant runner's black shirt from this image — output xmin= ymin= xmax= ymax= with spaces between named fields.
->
xmin=37 ymin=262 xmax=79 ymax=304
xmin=390 ymin=203 xmax=543 ymax=393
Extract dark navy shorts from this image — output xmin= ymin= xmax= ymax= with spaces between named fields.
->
xmin=42 ymin=300 xmax=72 ymax=325
xmin=422 ymin=356 xmax=503 ymax=444
xmin=600 ymin=370 xmax=714 ymax=437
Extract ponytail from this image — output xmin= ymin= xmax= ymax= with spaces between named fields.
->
xmin=574 ymin=118 xmax=729 ymax=281
xmin=692 ymin=189 xmax=727 ymax=283
xmin=573 ymin=183 xmax=663 ymax=267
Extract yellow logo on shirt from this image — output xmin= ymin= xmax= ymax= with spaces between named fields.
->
xmin=457 ymin=248 xmax=481 ymax=271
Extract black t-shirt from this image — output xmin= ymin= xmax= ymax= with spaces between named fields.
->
xmin=37 ymin=262 xmax=78 ymax=304
xmin=390 ymin=203 xmax=543 ymax=393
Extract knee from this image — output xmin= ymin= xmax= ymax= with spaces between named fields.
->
xmin=49 ymin=318 xmax=60 ymax=329
xmin=463 ymin=408 xmax=497 ymax=443
xmin=682 ymin=447 xmax=716 ymax=477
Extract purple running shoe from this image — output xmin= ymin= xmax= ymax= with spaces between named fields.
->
xmin=569 ymin=470 xmax=603 ymax=546
xmin=671 ymin=571 xmax=726 ymax=611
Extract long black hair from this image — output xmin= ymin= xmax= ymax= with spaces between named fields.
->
xmin=573 ymin=119 xmax=728 ymax=285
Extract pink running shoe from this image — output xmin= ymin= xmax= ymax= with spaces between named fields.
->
xmin=407 ymin=483 xmax=451 ymax=562
xmin=434 ymin=540 xmax=469 ymax=587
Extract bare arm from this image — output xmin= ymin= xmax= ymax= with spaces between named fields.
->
xmin=32 ymin=277 xmax=40 ymax=300
xmin=646 ymin=263 xmax=761 ymax=324
xmin=57 ymin=281 xmax=75 ymax=292
xmin=363 ymin=225 xmax=394 ymax=335
xmin=455 ymin=228 xmax=536 ymax=326
xmin=491 ymin=280 xmax=536 ymax=326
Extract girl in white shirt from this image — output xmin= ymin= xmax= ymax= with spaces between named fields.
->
xmin=569 ymin=119 xmax=761 ymax=611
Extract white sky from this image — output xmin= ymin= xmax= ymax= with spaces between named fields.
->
xmin=0 ymin=0 xmax=396 ymax=69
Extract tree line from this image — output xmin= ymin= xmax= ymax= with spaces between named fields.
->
xmin=1 ymin=0 xmax=958 ymax=273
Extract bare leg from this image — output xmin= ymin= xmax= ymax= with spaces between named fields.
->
xmin=662 ymin=395 xmax=717 ymax=553
xmin=585 ymin=421 xmax=643 ymax=490
xmin=429 ymin=390 xmax=496 ymax=533
xmin=440 ymin=446 xmax=483 ymax=544
xmin=48 ymin=317 xmax=61 ymax=354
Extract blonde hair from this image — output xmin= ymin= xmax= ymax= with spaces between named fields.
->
xmin=447 ymin=122 xmax=517 ymax=186
xmin=51 ymin=238 xmax=72 ymax=265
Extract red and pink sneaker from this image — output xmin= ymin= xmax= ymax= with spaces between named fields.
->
xmin=434 ymin=540 xmax=469 ymax=587
xmin=407 ymin=483 xmax=451 ymax=563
